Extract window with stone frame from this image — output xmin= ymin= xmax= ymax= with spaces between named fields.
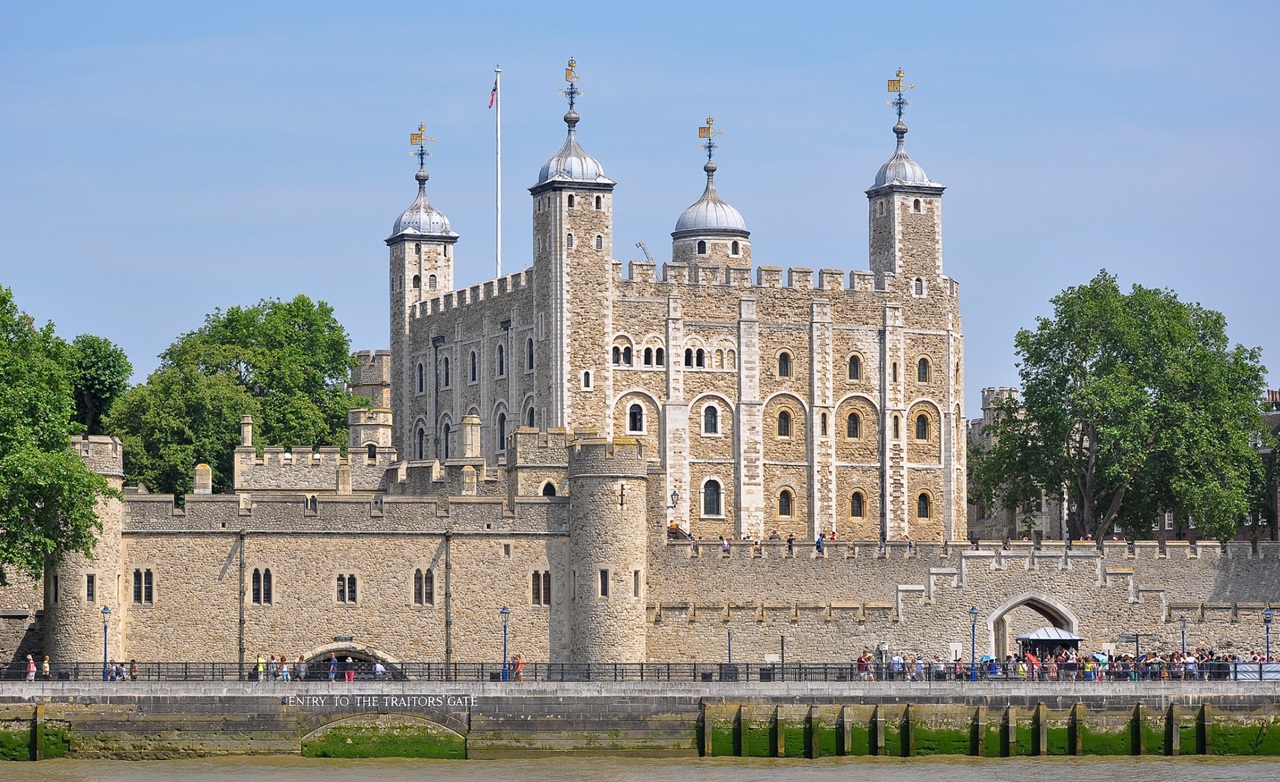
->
xmin=531 ymin=570 xmax=552 ymax=605
xmin=917 ymin=493 xmax=931 ymax=519
xmin=132 ymin=568 xmax=153 ymax=604
xmin=917 ymin=357 xmax=930 ymax=383
xmin=777 ymin=351 xmax=792 ymax=377
xmin=414 ymin=568 xmax=434 ymax=605
xmin=702 ymin=479 xmax=723 ymax=516
xmin=850 ymin=491 xmax=865 ymax=518
xmin=915 ymin=414 xmax=929 ymax=440
xmin=336 ymin=573 xmax=358 ymax=603
xmin=252 ymin=568 xmax=273 ymax=605
xmin=777 ymin=410 xmax=792 ymax=438
xmin=627 ymin=403 xmax=644 ymax=433
xmin=703 ymin=405 xmax=719 ymax=435
xmin=846 ymin=412 xmax=861 ymax=438
xmin=778 ymin=489 xmax=794 ymax=517
xmin=848 ymin=354 xmax=861 ymax=380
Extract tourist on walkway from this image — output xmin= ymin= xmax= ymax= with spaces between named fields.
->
xmin=42 ymin=655 xmax=50 ymax=680
xmin=25 ymin=655 xmax=36 ymax=681
xmin=328 ymin=653 xmax=338 ymax=682
xmin=344 ymin=656 xmax=356 ymax=683
xmin=296 ymin=656 xmax=308 ymax=681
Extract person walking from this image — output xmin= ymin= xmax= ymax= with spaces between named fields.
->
xmin=344 ymin=656 xmax=356 ymax=683
xmin=280 ymin=656 xmax=291 ymax=682
xmin=41 ymin=655 xmax=50 ymax=680
xmin=328 ymin=652 xmax=338 ymax=682
xmin=25 ymin=655 xmax=36 ymax=681
xmin=255 ymin=652 xmax=266 ymax=683
xmin=296 ymin=655 xmax=308 ymax=681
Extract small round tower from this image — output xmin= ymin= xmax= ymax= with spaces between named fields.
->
xmin=45 ymin=435 xmax=125 ymax=663
xmin=566 ymin=436 xmax=649 ymax=662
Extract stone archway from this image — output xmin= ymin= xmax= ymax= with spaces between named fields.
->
xmin=986 ymin=592 xmax=1079 ymax=660
xmin=298 ymin=642 xmax=401 ymax=680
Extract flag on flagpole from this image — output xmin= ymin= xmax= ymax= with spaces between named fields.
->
xmin=489 ymin=80 xmax=498 ymax=109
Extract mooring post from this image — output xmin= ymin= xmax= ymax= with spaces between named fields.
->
xmin=1003 ymin=707 xmax=1017 ymax=757
xmin=1068 ymin=703 xmax=1084 ymax=755
xmin=903 ymin=704 xmax=916 ymax=757
xmin=972 ymin=706 xmax=986 ymax=756
xmin=871 ymin=704 xmax=886 ymax=756
xmin=1132 ymin=703 xmax=1147 ymax=755
xmin=1166 ymin=704 xmax=1179 ymax=756
xmin=1197 ymin=704 xmax=1212 ymax=755
xmin=1033 ymin=702 xmax=1047 ymax=756
xmin=840 ymin=705 xmax=852 ymax=756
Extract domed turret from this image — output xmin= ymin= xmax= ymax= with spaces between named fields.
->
xmin=671 ymin=116 xmax=750 ymax=264
xmin=535 ymin=108 xmax=614 ymax=187
xmin=390 ymin=166 xmax=457 ymax=239
xmin=871 ymin=120 xmax=939 ymax=188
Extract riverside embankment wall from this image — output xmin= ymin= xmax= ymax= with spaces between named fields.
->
xmin=2 ymin=681 xmax=1280 ymax=760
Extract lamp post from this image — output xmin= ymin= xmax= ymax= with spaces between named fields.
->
xmin=101 ymin=605 xmax=111 ymax=681
xmin=1179 ymin=615 xmax=1187 ymax=657
xmin=1265 ymin=608 xmax=1273 ymax=664
xmin=969 ymin=606 xmax=979 ymax=682
xmin=499 ymin=605 xmax=510 ymax=681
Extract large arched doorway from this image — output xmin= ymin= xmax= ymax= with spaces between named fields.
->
xmin=298 ymin=643 xmax=401 ymax=681
xmin=986 ymin=592 xmax=1079 ymax=660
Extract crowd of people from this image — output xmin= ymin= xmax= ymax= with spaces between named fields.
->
xmin=251 ymin=651 xmax=389 ymax=682
xmin=851 ymin=647 xmax=1273 ymax=681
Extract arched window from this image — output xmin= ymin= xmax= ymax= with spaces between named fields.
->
xmin=696 ymin=240 xmax=707 ymax=255
xmin=367 ymin=443 xmax=377 ymax=461
xmin=595 ymin=235 xmax=603 ymax=250
xmin=702 ymin=480 xmax=722 ymax=516
xmin=914 ymin=277 xmax=924 ymax=296
xmin=892 ymin=415 xmax=900 ymax=439
xmin=777 ymin=410 xmax=792 ymax=437
xmin=848 ymin=355 xmax=861 ymax=380
xmin=684 ymin=348 xmax=694 ymax=366
xmin=252 ymin=568 xmax=273 ymax=605
xmin=820 ymin=413 xmax=828 ymax=436
xmin=526 ymin=338 xmax=534 ymax=370
xmin=442 ymin=357 xmax=450 ymax=387
xmin=582 ymin=370 xmax=592 ymax=389
xmin=655 ymin=348 xmax=665 ymax=366
xmin=414 ymin=568 xmax=434 ymax=605
xmin=850 ymin=491 xmax=865 ymax=518
xmin=777 ymin=351 xmax=792 ymax=377
xmin=628 ymin=403 xmax=644 ymax=433
xmin=442 ymin=423 xmax=451 ymax=460
xmin=526 ymin=407 xmax=535 ymax=427
xmin=846 ymin=412 xmax=861 ymax=438
xmin=415 ymin=427 xmax=425 ymax=460
xmin=541 ymin=482 xmax=557 ymax=497
xmin=696 ymin=349 xmax=705 ymax=367
xmin=730 ymin=240 xmax=740 ymax=256
xmin=613 ymin=346 xmax=621 ymax=365
xmin=915 ymin=414 xmax=929 ymax=440
xmin=778 ymin=490 xmax=793 ymax=517
xmin=469 ymin=351 xmax=478 ymax=382
xmin=643 ymin=347 xmax=653 ymax=365
xmin=622 ymin=346 xmax=632 ymax=365
xmin=917 ymin=357 xmax=930 ymax=383
xmin=417 ymin=363 xmax=425 ymax=393
xmin=913 ymin=198 xmax=922 ymax=213
xmin=412 ymin=274 xmax=421 ymax=289
xmin=703 ymin=405 xmax=719 ymax=434
xmin=428 ymin=274 xmax=438 ymax=290
xmin=497 ymin=344 xmax=505 ymax=376
xmin=892 ymin=362 xmax=899 ymax=383
xmin=917 ymin=493 xmax=931 ymax=518
xmin=496 ymin=413 xmax=507 ymax=451
xmin=567 ymin=194 xmax=576 ymax=208
xmin=594 ymin=195 xmax=602 ymax=209
xmin=415 ymin=242 xmax=421 ymax=257
xmin=566 ymin=232 xmax=574 ymax=249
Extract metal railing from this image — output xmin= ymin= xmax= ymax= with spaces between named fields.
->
xmin=3 ymin=660 xmax=1278 ymax=683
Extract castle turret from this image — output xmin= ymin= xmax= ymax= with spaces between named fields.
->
xmin=530 ymin=59 xmax=616 ymax=432
xmin=388 ymin=126 xmax=458 ymax=459
xmin=866 ymin=71 xmax=945 ymax=291
xmin=45 ymin=436 xmax=124 ymax=663
xmin=671 ymin=116 xmax=750 ymax=267
xmin=566 ymin=437 xmax=648 ymax=662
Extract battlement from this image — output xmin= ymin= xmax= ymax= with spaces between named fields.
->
xmin=73 ymin=434 xmax=124 ymax=477
xmin=233 ymin=444 xmax=393 ymax=493
xmin=980 ymin=386 xmax=1019 ymax=412
xmin=350 ymin=350 xmax=391 ymax=384
xmin=567 ymin=436 xmax=648 ymax=477
xmin=412 ymin=269 xmax=532 ymax=320
xmin=623 ymin=260 xmax=942 ymax=296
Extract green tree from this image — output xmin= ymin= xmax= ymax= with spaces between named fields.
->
xmin=979 ymin=271 xmax=1266 ymax=543
xmin=70 ymin=333 xmax=132 ymax=435
xmin=105 ymin=295 xmax=361 ymax=496
xmin=0 ymin=286 xmax=116 ymax=585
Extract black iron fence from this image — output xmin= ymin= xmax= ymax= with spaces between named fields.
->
xmin=3 ymin=660 xmax=1278 ymax=683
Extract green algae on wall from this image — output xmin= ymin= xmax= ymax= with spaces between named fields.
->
xmin=301 ymin=723 xmax=465 ymax=759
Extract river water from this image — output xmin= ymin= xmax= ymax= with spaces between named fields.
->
xmin=7 ymin=756 xmax=1279 ymax=781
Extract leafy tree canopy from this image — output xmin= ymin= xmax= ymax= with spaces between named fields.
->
xmin=976 ymin=271 xmax=1267 ymax=542
xmin=70 ymin=333 xmax=132 ymax=435
xmin=106 ymin=295 xmax=362 ymax=495
xmin=0 ymin=286 xmax=116 ymax=584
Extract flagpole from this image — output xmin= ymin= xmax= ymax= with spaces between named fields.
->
xmin=495 ymin=65 xmax=502 ymax=279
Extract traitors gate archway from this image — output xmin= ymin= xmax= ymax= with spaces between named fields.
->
xmin=987 ymin=592 xmax=1080 ymax=660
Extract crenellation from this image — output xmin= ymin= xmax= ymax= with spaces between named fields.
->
xmin=756 ymin=266 xmax=782 ymax=287
xmin=786 ymin=267 xmax=813 ymax=288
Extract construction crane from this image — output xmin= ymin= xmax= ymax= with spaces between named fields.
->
xmin=635 ymin=241 xmax=654 ymax=262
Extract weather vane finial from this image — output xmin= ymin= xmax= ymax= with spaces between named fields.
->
xmin=886 ymin=67 xmax=915 ymax=122
xmin=558 ymin=57 xmax=582 ymax=111
xmin=409 ymin=122 xmax=435 ymax=170
xmin=697 ymin=115 xmax=723 ymax=162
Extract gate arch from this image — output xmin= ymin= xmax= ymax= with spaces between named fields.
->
xmin=985 ymin=591 xmax=1080 ymax=660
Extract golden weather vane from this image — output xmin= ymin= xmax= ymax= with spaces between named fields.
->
xmin=886 ymin=68 xmax=915 ymax=121
xmin=409 ymin=122 xmax=435 ymax=165
xmin=558 ymin=57 xmax=582 ymax=110
xmin=697 ymin=115 xmax=724 ymax=161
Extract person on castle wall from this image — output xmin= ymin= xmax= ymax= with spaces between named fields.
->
xmin=268 ymin=655 xmax=278 ymax=681
xmin=255 ymin=652 xmax=266 ymax=682
xmin=768 ymin=529 xmax=781 ymax=541
xmin=344 ymin=656 xmax=355 ymax=683
xmin=786 ymin=534 xmax=795 ymax=556
xmin=280 ymin=656 xmax=291 ymax=682
xmin=25 ymin=654 xmax=35 ymax=681
xmin=511 ymin=654 xmax=524 ymax=682
xmin=296 ymin=655 xmax=308 ymax=681
xmin=129 ymin=659 xmax=138 ymax=681
xmin=328 ymin=652 xmax=338 ymax=682
xmin=373 ymin=661 xmax=386 ymax=680
xmin=41 ymin=655 xmax=50 ymax=680
xmin=667 ymin=520 xmax=677 ymax=540
xmin=690 ymin=536 xmax=700 ymax=555
xmin=816 ymin=533 xmax=825 ymax=555
xmin=720 ymin=536 xmax=729 ymax=554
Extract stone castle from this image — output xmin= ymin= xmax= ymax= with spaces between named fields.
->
xmin=3 ymin=65 xmax=1278 ymax=670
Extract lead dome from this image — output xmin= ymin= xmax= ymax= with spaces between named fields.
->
xmin=535 ymin=109 xmax=614 ymax=186
xmin=390 ymin=167 xmax=457 ymax=239
xmin=673 ymin=161 xmax=748 ymax=236
xmin=872 ymin=121 xmax=939 ymax=188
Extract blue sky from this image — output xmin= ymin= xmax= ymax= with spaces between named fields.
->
xmin=3 ymin=1 xmax=1277 ymax=416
